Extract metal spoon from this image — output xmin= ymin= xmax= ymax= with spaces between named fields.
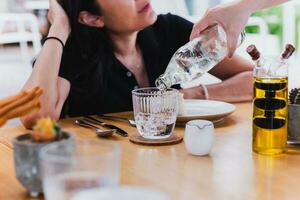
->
xmin=75 ymin=120 xmax=117 ymax=137
xmin=98 ymin=114 xmax=136 ymax=127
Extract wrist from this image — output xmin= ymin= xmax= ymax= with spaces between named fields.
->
xmin=48 ymin=23 xmax=70 ymax=44
xmin=232 ymin=0 xmax=257 ymax=16
xmin=238 ymin=0 xmax=257 ymax=16
xmin=193 ymin=86 xmax=205 ymax=99
xmin=199 ymin=85 xmax=209 ymax=100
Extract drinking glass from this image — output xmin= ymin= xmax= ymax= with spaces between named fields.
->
xmin=39 ymin=140 xmax=121 ymax=200
xmin=132 ymin=88 xmax=179 ymax=140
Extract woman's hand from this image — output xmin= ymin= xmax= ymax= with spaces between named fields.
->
xmin=181 ymin=71 xmax=253 ymax=103
xmin=190 ymin=0 xmax=290 ymax=57
xmin=181 ymin=55 xmax=253 ymax=102
xmin=190 ymin=1 xmax=251 ymax=58
xmin=180 ymin=87 xmax=204 ymax=99
xmin=48 ymin=0 xmax=71 ymax=43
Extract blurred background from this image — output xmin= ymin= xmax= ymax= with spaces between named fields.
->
xmin=0 ymin=0 xmax=299 ymax=101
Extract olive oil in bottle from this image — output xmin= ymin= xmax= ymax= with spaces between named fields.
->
xmin=253 ymin=77 xmax=288 ymax=155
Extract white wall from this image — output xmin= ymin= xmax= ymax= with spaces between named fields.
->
xmin=190 ymin=0 xmax=209 ymax=16
xmin=0 ymin=0 xmax=8 ymax=12
xmin=152 ymin=0 xmax=209 ymax=17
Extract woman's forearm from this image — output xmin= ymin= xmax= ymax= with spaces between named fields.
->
xmin=242 ymin=0 xmax=290 ymax=14
xmin=29 ymin=26 xmax=66 ymax=85
xmin=22 ymin=0 xmax=72 ymax=128
xmin=22 ymin=24 xmax=70 ymax=127
xmin=181 ymin=71 xmax=253 ymax=102
xmin=210 ymin=55 xmax=253 ymax=80
xmin=207 ymin=71 xmax=253 ymax=103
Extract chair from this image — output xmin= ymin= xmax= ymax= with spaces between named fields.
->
xmin=0 ymin=13 xmax=42 ymax=63
xmin=0 ymin=0 xmax=42 ymax=63
xmin=237 ymin=16 xmax=280 ymax=58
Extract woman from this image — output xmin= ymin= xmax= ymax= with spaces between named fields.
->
xmin=21 ymin=0 xmax=253 ymax=128
xmin=192 ymin=0 xmax=290 ymax=57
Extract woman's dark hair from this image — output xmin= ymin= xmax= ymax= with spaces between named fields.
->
xmin=61 ymin=0 xmax=112 ymax=96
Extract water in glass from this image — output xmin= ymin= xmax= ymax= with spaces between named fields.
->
xmin=132 ymin=88 xmax=179 ymax=140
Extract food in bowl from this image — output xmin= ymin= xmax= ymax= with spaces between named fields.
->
xmin=13 ymin=118 xmax=74 ymax=197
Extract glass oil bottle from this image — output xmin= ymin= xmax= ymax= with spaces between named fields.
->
xmin=248 ymin=44 xmax=295 ymax=155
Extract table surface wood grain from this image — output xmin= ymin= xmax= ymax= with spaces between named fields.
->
xmin=1 ymin=103 xmax=300 ymax=200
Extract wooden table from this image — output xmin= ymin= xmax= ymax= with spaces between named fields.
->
xmin=1 ymin=103 xmax=300 ymax=200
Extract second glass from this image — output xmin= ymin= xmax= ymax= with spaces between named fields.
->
xmin=39 ymin=140 xmax=121 ymax=200
xmin=132 ymin=88 xmax=179 ymax=140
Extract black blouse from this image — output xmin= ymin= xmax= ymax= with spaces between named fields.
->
xmin=59 ymin=14 xmax=193 ymax=117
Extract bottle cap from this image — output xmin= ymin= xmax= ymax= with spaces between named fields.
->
xmin=281 ymin=44 xmax=295 ymax=59
xmin=247 ymin=45 xmax=260 ymax=61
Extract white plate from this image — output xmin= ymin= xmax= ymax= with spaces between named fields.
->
xmin=177 ymin=100 xmax=236 ymax=124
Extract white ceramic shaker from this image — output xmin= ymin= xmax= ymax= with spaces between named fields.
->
xmin=184 ymin=120 xmax=214 ymax=156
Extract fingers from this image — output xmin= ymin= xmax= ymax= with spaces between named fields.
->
xmin=49 ymin=0 xmax=57 ymax=5
xmin=191 ymin=18 xmax=239 ymax=58
xmin=55 ymin=77 xmax=70 ymax=117
xmin=190 ymin=19 xmax=210 ymax=40
xmin=226 ymin=31 xmax=240 ymax=58
xmin=49 ymin=0 xmax=63 ymax=8
xmin=49 ymin=0 xmax=60 ymax=10
xmin=49 ymin=0 xmax=55 ymax=7
xmin=190 ymin=7 xmax=221 ymax=41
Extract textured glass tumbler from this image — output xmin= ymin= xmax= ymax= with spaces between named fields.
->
xmin=39 ymin=140 xmax=121 ymax=200
xmin=132 ymin=88 xmax=179 ymax=140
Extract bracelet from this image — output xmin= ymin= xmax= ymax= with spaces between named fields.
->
xmin=200 ymin=84 xmax=209 ymax=100
xmin=43 ymin=37 xmax=65 ymax=49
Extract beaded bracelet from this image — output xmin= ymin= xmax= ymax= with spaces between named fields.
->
xmin=200 ymin=84 xmax=209 ymax=100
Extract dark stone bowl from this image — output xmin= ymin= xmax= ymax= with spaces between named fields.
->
xmin=13 ymin=132 xmax=74 ymax=197
xmin=288 ymin=104 xmax=300 ymax=144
